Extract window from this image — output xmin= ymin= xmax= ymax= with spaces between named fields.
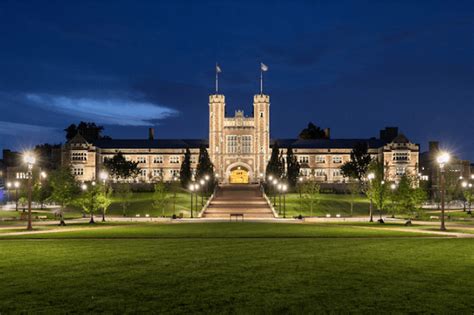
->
xmin=300 ymin=168 xmax=311 ymax=177
xmin=260 ymin=112 xmax=264 ymax=118
xmin=153 ymin=169 xmax=163 ymax=178
xmin=72 ymin=168 xmax=84 ymax=176
xmin=298 ymin=156 xmax=309 ymax=164
xmin=169 ymin=156 xmax=180 ymax=164
xmin=315 ymin=169 xmax=326 ymax=177
xmin=140 ymin=169 xmax=147 ymax=177
xmin=227 ymin=135 xmax=238 ymax=154
xmin=332 ymin=156 xmax=343 ymax=164
xmin=153 ymin=156 xmax=163 ymax=164
xmin=396 ymin=167 xmax=406 ymax=176
xmin=393 ymin=152 xmax=409 ymax=161
xmin=190 ymin=156 xmax=197 ymax=164
xmin=332 ymin=169 xmax=342 ymax=177
xmin=16 ymin=172 xmax=29 ymax=179
xmin=137 ymin=156 xmax=147 ymax=164
xmin=71 ymin=152 xmax=87 ymax=161
xmin=315 ymin=155 xmax=326 ymax=163
xmin=242 ymin=135 xmax=252 ymax=153
xmin=170 ymin=169 xmax=180 ymax=177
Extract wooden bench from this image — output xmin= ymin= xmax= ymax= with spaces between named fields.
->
xmin=230 ymin=213 xmax=244 ymax=222
xmin=429 ymin=216 xmax=439 ymax=220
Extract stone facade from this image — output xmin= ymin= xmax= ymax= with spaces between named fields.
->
xmin=61 ymin=92 xmax=420 ymax=184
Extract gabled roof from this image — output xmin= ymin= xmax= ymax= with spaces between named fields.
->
xmin=271 ymin=138 xmax=387 ymax=149
xmin=93 ymin=139 xmax=208 ymax=149
xmin=67 ymin=133 xmax=89 ymax=145
xmin=391 ymin=133 xmax=410 ymax=144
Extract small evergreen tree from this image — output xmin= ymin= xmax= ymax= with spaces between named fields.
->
xmin=180 ymin=148 xmax=192 ymax=188
xmin=286 ymin=147 xmax=300 ymax=188
xmin=266 ymin=142 xmax=284 ymax=179
xmin=196 ymin=145 xmax=215 ymax=191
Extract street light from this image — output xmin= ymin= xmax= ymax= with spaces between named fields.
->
xmin=436 ymin=151 xmax=450 ymax=231
xmin=189 ymin=184 xmax=195 ymax=218
xmin=272 ymin=179 xmax=278 ymax=207
xmin=277 ymin=183 xmax=282 ymax=215
xmin=390 ymin=183 xmax=397 ymax=218
xmin=367 ymin=172 xmax=375 ymax=222
xmin=99 ymin=171 xmax=109 ymax=222
xmin=40 ymin=171 xmax=47 ymax=179
xmin=23 ymin=152 xmax=36 ymax=231
xmin=282 ymin=184 xmax=288 ymax=218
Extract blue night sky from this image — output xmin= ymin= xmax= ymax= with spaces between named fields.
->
xmin=0 ymin=0 xmax=473 ymax=160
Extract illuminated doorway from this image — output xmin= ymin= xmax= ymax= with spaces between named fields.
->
xmin=229 ymin=167 xmax=249 ymax=184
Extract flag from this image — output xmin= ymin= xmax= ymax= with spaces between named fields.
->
xmin=216 ymin=64 xmax=222 ymax=73
xmin=261 ymin=62 xmax=268 ymax=72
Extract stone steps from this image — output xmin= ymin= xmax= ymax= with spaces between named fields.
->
xmin=202 ymin=184 xmax=274 ymax=219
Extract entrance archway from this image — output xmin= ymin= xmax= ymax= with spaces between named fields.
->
xmin=226 ymin=162 xmax=253 ymax=184
xmin=230 ymin=167 xmax=249 ymax=184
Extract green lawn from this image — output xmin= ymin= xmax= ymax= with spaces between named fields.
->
xmin=271 ymin=193 xmax=371 ymax=217
xmin=0 ymin=222 xmax=472 ymax=313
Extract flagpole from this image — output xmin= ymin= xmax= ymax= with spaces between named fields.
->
xmin=216 ymin=63 xmax=219 ymax=94
xmin=260 ymin=68 xmax=263 ymax=95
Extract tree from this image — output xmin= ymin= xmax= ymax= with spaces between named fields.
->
xmin=196 ymin=145 xmax=215 ymax=191
xmin=340 ymin=142 xmax=372 ymax=184
xmin=97 ymin=184 xmax=112 ymax=222
xmin=103 ymin=152 xmax=140 ymax=181
xmin=33 ymin=180 xmax=52 ymax=210
xmin=301 ymin=181 xmax=321 ymax=217
xmin=266 ymin=142 xmax=284 ymax=179
xmin=298 ymin=122 xmax=328 ymax=139
xmin=180 ymin=148 xmax=192 ymax=188
xmin=75 ymin=183 xmax=101 ymax=224
xmin=366 ymin=160 xmax=388 ymax=222
xmin=153 ymin=182 xmax=170 ymax=217
xmin=115 ymin=183 xmax=132 ymax=217
xmin=464 ymin=188 xmax=473 ymax=214
xmin=347 ymin=181 xmax=359 ymax=216
xmin=392 ymin=174 xmax=427 ymax=221
xmin=286 ymin=147 xmax=300 ymax=188
xmin=64 ymin=121 xmax=108 ymax=142
xmin=48 ymin=167 xmax=78 ymax=226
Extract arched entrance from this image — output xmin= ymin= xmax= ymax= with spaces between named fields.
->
xmin=226 ymin=162 xmax=253 ymax=184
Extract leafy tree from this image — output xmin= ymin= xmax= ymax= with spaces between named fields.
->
xmin=64 ymin=121 xmax=109 ymax=142
xmin=286 ymin=147 xmax=300 ymax=188
xmin=196 ymin=145 xmax=215 ymax=191
xmin=298 ymin=122 xmax=328 ymax=139
xmin=115 ymin=183 xmax=132 ymax=216
xmin=104 ymin=152 xmax=140 ymax=181
xmin=340 ymin=142 xmax=372 ymax=184
xmin=347 ymin=181 xmax=360 ymax=216
xmin=180 ymin=148 xmax=192 ymax=188
xmin=464 ymin=188 xmax=473 ymax=214
xmin=266 ymin=142 xmax=284 ymax=179
xmin=391 ymin=175 xmax=427 ymax=220
xmin=33 ymin=180 xmax=52 ymax=209
xmin=366 ymin=160 xmax=388 ymax=221
xmin=48 ymin=167 xmax=78 ymax=226
xmin=153 ymin=182 xmax=170 ymax=217
xmin=301 ymin=181 xmax=321 ymax=217
xmin=98 ymin=184 xmax=112 ymax=222
xmin=75 ymin=183 xmax=101 ymax=224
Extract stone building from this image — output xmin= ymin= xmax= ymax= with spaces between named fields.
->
xmin=61 ymin=92 xmax=420 ymax=184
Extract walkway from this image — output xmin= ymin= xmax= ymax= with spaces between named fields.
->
xmin=202 ymin=184 xmax=275 ymax=219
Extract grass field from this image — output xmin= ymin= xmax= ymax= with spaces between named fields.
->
xmin=1 ymin=222 xmax=473 ymax=313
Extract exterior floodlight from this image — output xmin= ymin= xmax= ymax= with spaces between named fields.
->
xmin=200 ymin=179 xmax=205 ymax=185
xmin=189 ymin=184 xmax=194 ymax=191
xmin=272 ymin=179 xmax=278 ymax=185
xmin=99 ymin=171 xmax=108 ymax=181
xmin=462 ymin=181 xmax=468 ymax=188
xmin=205 ymin=175 xmax=210 ymax=181
xmin=6 ymin=182 xmax=12 ymax=188
xmin=367 ymin=173 xmax=375 ymax=180
xmin=14 ymin=181 xmax=20 ymax=188
xmin=23 ymin=152 xmax=36 ymax=166
xmin=436 ymin=152 xmax=450 ymax=167
xmin=390 ymin=183 xmax=396 ymax=190
xmin=81 ymin=184 xmax=87 ymax=191
xmin=268 ymin=175 xmax=273 ymax=181
xmin=282 ymin=184 xmax=288 ymax=192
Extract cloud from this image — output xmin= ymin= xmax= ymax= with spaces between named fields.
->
xmin=25 ymin=94 xmax=178 ymax=126
xmin=0 ymin=121 xmax=58 ymax=137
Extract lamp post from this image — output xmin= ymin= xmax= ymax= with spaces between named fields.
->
xmin=282 ymin=184 xmax=287 ymax=218
xmin=6 ymin=182 xmax=12 ymax=204
xmin=200 ymin=179 xmax=205 ymax=206
xmin=189 ymin=184 xmax=195 ymax=218
xmin=462 ymin=181 xmax=468 ymax=212
xmin=81 ymin=183 xmax=95 ymax=224
xmin=390 ymin=183 xmax=396 ymax=218
xmin=437 ymin=152 xmax=450 ymax=231
xmin=298 ymin=177 xmax=303 ymax=214
xmin=99 ymin=171 xmax=109 ymax=222
xmin=277 ymin=183 xmax=282 ymax=215
xmin=367 ymin=172 xmax=375 ymax=222
xmin=468 ymin=183 xmax=473 ymax=215
xmin=272 ymin=179 xmax=278 ymax=207
xmin=23 ymin=152 xmax=36 ymax=231
xmin=194 ymin=183 xmax=200 ymax=214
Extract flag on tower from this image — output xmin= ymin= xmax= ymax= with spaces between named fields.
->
xmin=216 ymin=64 xmax=222 ymax=73
xmin=261 ymin=62 xmax=268 ymax=72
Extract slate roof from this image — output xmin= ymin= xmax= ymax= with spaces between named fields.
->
xmin=271 ymin=138 xmax=387 ymax=149
xmin=93 ymin=139 xmax=208 ymax=149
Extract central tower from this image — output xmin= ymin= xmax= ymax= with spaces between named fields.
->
xmin=208 ymin=93 xmax=270 ymax=183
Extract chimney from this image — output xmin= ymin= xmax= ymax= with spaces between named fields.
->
xmin=323 ymin=128 xmax=331 ymax=139
xmin=429 ymin=141 xmax=439 ymax=153
xmin=148 ymin=128 xmax=155 ymax=140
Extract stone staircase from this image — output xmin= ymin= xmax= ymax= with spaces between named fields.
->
xmin=202 ymin=184 xmax=275 ymax=219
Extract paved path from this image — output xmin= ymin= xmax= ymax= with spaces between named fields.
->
xmin=202 ymin=184 xmax=275 ymax=219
